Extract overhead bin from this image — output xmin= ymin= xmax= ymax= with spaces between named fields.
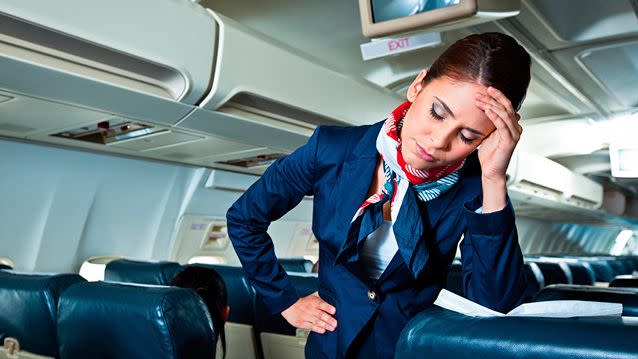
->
xmin=192 ymin=11 xmax=401 ymax=128
xmin=0 ymin=0 xmax=216 ymax=104
xmin=0 ymin=2 xmax=401 ymax=174
xmin=506 ymin=149 xmax=604 ymax=217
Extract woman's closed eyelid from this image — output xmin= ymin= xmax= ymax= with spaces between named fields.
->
xmin=429 ymin=104 xmax=444 ymax=120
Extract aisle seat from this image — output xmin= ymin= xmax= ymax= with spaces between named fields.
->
xmin=57 ymin=281 xmax=216 ymax=359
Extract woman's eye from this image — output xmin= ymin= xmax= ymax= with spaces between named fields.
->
xmin=459 ymin=133 xmax=474 ymax=145
xmin=429 ymin=104 xmax=444 ymax=121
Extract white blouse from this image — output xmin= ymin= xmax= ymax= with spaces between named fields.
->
xmin=359 ymin=220 xmax=398 ymax=280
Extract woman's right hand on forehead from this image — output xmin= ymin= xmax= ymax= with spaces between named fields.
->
xmin=281 ymin=291 xmax=337 ymax=334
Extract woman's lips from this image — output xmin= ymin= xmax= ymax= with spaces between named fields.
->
xmin=416 ymin=144 xmax=437 ymax=162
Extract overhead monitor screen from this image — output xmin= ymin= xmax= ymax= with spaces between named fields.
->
xmin=371 ymin=0 xmax=461 ymax=23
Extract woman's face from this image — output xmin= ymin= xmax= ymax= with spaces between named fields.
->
xmin=400 ymin=71 xmax=496 ymax=170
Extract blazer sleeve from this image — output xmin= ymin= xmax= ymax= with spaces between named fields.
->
xmin=226 ymin=126 xmax=321 ymax=315
xmin=459 ymin=194 xmax=527 ymax=313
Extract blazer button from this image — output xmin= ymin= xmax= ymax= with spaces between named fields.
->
xmin=367 ymin=290 xmax=377 ymax=301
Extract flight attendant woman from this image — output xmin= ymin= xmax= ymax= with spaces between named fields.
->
xmin=226 ymin=32 xmax=531 ymax=359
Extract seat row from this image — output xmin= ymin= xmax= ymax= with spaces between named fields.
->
xmin=405 ymin=256 xmax=638 ymax=358
xmin=0 ymin=269 xmax=217 ymax=359
xmin=445 ymin=255 xmax=638 ymax=303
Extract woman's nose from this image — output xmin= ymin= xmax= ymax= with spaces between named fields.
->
xmin=429 ymin=131 xmax=451 ymax=151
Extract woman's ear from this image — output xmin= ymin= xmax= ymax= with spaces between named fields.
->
xmin=406 ymin=69 xmax=428 ymax=102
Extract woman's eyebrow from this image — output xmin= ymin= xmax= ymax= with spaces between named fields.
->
xmin=465 ymin=127 xmax=485 ymax=136
xmin=434 ymin=96 xmax=455 ymax=118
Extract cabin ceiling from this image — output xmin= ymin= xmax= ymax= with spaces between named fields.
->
xmin=203 ymin=0 xmax=638 ymax=194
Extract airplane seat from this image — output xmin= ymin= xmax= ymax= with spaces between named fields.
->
xmin=0 ymin=271 xmax=85 ymax=358
xmin=606 ymin=258 xmax=628 ymax=277
xmin=255 ymin=273 xmax=318 ymax=359
xmin=566 ymin=262 xmax=595 ymax=285
xmin=623 ymin=257 xmax=638 ymax=273
xmin=609 ymin=275 xmax=638 ymax=289
xmin=57 ymin=281 xmax=216 ymax=359
xmin=444 ymin=262 xmax=463 ymax=296
xmin=394 ymin=306 xmax=638 ymax=359
xmin=182 ymin=264 xmax=259 ymax=359
xmin=0 ymin=258 xmax=14 ymax=270
xmin=533 ymin=284 xmax=638 ymax=317
xmin=618 ymin=258 xmax=638 ymax=275
xmin=523 ymin=262 xmax=545 ymax=302
xmin=182 ymin=264 xmax=256 ymax=324
xmin=278 ymin=258 xmax=313 ymax=273
xmin=104 ymin=259 xmax=182 ymax=285
xmin=528 ymin=262 xmax=569 ymax=285
xmin=582 ymin=259 xmax=615 ymax=282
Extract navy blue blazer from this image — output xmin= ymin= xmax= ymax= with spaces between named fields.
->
xmin=226 ymin=120 xmax=527 ymax=359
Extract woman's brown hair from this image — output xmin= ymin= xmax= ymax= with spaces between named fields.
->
xmin=422 ymin=32 xmax=531 ymax=111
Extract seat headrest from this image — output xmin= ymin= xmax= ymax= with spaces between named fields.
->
xmin=395 ymin=306 xmax=638 ymax=359
xmin=530 ymin=262 xmax=569 ymax=285
xmin=522 ymin=263 xmax=544 ymax=302
xmin=582 ymin=259 xmax=615 ymax=282
xmin=566 ymin=262 xmax=595 ymax=285
xmin=57 ymin=281 xmax=216 ymax=359
xmin=278 ymin=258 xmax=313 ymax=273
xmin=620 ymin=257 xmax=638 ymax=273
xmin=533 ymin=284 xmax=638 ymax=317
xmin=104 ymin=259 xmax=182 ymax=285
xmin=0 ymin=271 xmax=85 ymax=357
xmin=184 ymin=264 xmax=255 ymax=325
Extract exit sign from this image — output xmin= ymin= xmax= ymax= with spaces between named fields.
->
xmin=360 ymin=32 xmax=442 ymax=61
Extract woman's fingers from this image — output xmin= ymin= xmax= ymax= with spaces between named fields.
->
xmin=315 ymin=310 xmax=337 ymax=328
xmin=310 ymin=325 xmax=327 ymax=334
xmin=484 ymin=108 xmax=514 ymax=144
xmin=281 ymin=292 xmax=338 ymax=334
xmin=301 ymin=311 xmax=335 ymax=333
xmin=305 ymin=295 xmax=337 ymax=332
xmin=475 ymin=91 xmax=522 ymax=142
xmin=476 ymin=99 xmax=519 ymax=140
xmin=318 ymin=300 xmax=336 ymax=315
xmin=487 ymin=86 xmax=515 ymax=116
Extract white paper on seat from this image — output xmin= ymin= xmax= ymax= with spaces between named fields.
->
xmin=433 ymin=289 xmax=623 ymax=318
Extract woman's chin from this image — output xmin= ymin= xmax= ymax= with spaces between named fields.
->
xmin=405 ymin=154 xmax=431 ymax=170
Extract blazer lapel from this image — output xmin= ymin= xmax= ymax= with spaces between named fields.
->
xmin=332 ymin=122 xmax=382 ymax=266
